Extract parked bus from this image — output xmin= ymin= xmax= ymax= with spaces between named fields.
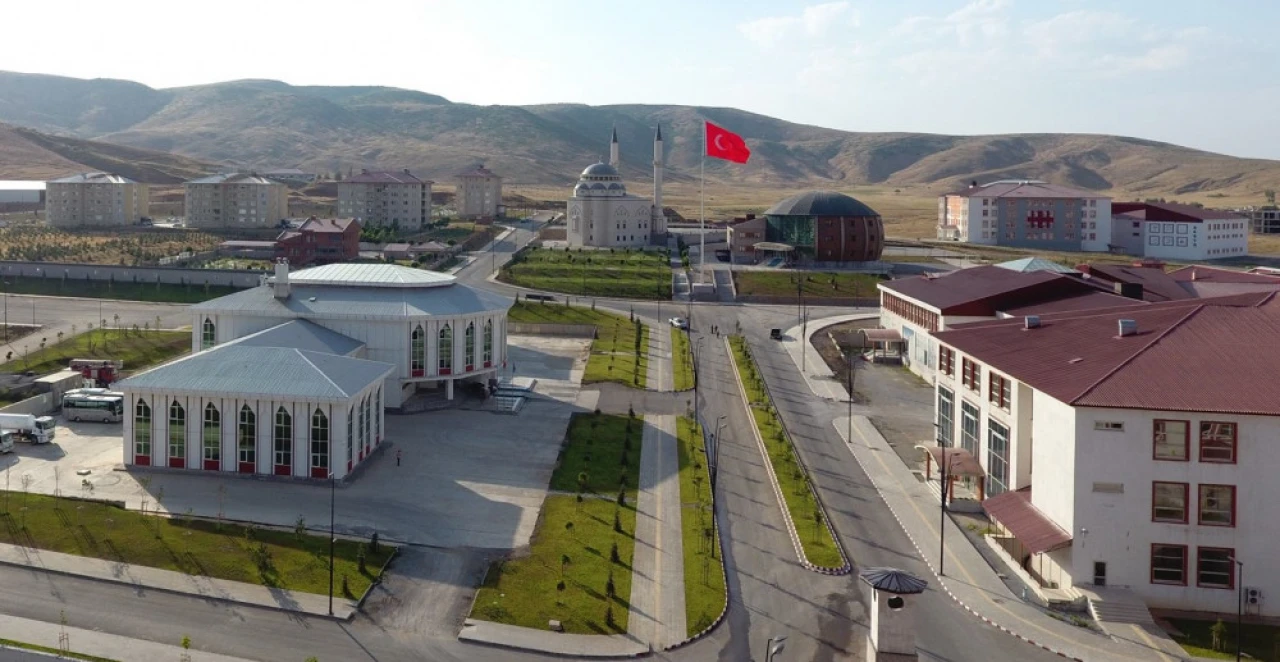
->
xmin=62 ymin=394 xmax=124 ymax=423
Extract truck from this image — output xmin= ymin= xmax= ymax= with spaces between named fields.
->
xmin=0 ymin=413 xmax=56 ymax=444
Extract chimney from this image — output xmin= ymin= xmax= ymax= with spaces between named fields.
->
xmin=403 ymin=168 xmax=411 ymax=175
xmin=1024 ymin=315 xmax=1041 ymax=330
xmin=274 ymin=259 xmax=290 ymax=300
xmin=1191 ymin=269 xmax=1199 ymax=281
xmin=1114 ymin=282 xmax=1144 ymax=300
xmin=1117 ymin=319 xmax=1137 ymax=337
xmin=969 ymin=180 xmax=978 ymax=188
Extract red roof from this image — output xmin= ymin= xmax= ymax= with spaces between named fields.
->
xmin=298 ymin=217 xmax=358 ymax=234
xmin=936 ymin=292 xmax=1280 ymax=415
xmin=945 ymin=181 xmax=1104 ymax=200
xmin=879 ymin=266 xmax=1106 ymax=316
xmin=1169 ymin=265 xmax=1280 ymax=284
xmin=1000 ymin=290 xmax=1143 ymax=316
xmin=982 ymin=488 xmax=1071 ymax=554
xmin=1112 ymin=201 xmax=1244 ymax=223
xmin=1076 ymin=264 xmax=1192 ymax=302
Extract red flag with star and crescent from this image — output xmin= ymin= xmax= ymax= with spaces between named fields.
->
xmin=705 ymin=121 xmax=751 ymax=164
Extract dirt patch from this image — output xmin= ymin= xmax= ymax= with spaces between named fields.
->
xmin=810 ymin=320 xmax=876 ymax=400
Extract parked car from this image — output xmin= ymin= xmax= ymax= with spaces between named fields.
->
xmin=669 ymin=317 xmax=688 ymax=329
xmin=770 ymin=328 xmax=783 ymax=340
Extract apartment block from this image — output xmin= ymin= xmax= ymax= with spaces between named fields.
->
xmin=455 ymin=166 xmax=502 ymax=219
xmin=46 ymin=172 xmax=149 ymax=228
xmin=184 ymin=174 xmax=289 ymax=228
xmin=937 ymin=180 xmax=1112 ymax=252
xmin=337 ymin=170 xmax=432 ymax=230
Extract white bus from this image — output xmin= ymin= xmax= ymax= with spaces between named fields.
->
xmin=62 ymin=394 xmax=124 ymax=423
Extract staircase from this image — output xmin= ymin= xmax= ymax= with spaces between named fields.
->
xmin=1078 ymin=586 xmax=1190 ymax=659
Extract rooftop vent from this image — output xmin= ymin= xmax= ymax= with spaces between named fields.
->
xmin=1024 ymin=315 xmax=1041 ymax=330
xmin=1117 ymin=319 xmax=1138 ymax=337
xmin=273 ymin=259 xmax=290 ymax=300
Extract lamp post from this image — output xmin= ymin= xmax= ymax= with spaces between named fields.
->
xmin=766 ymin=635 xmax=787 ymax=662
xmin=801 ymin=309 xmax=809 ymax=372
xmin=1233 ymin=557 xmax=1244 ymax=662
xmin=846 ymin=350 xmax=855 ymax=445
xmin=328 ymin=471 xmax=336 ymax=616
xmin=711 ymin=414 xmax=726 ymax=491
xmin=934 ymin=422 xmax=957 ymax=577
xmin=693 ymin=337 xmax=704 ymax=417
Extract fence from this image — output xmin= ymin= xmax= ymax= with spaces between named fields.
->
xmin=0 ymin=261 xmax=262 ymax=288
xmin=0 ymin=392 xmax=53 ymax=416
xmin=507 ymin=323 xmax=598 ymax=338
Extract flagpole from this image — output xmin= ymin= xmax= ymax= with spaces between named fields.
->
xmin=700 ymin=121 xmax=706 ymax=285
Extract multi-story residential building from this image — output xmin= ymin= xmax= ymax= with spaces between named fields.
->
xmin=46 ymin=173 xmax=149 ymax=227
xmin=1236 ymin=207 xmax=1280 ymax=234
xmin=337 ymin=170 xmax=432 ymax=230
xmin=937 ymin=180 xmax=1112 ymax=252
xmin=455 ymin=166 xmax=502 ymax=220
xmin=184 ymin=174 xmax=289 ymax=228
xmin=275 ymin=217 xmax=361 ymax=266
xmin=1110 ymin=202 xmax=1248 ymax=260
xmin=932 ymin=292 xmax=1280 ymax=616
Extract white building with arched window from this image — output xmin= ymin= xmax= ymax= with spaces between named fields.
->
xmin=118 ymin=261 xmax=512 ymax=479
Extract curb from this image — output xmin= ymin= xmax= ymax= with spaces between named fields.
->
xmin=726 ymin=336 xmax=850 ymax=576
xmin=355 ymin=545 xmax=401 ymax=612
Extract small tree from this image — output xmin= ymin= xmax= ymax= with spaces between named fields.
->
xmin=294 ymin=515 xmax=307 ymax=540
xmin=613 ymin=510 xmax=622 ymax=533
xmin=606 ymin=570 xmax=616 ymax=598
xmin=1210 ymin=618 xmax=1228 ymax=652
xmin=616 ymin=489 xmax=626 ymax=506
xmin=610 ymin=540 xmax=620 ymax=563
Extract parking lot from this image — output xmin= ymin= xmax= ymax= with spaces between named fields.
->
xmin=4 ymin=334 xmax=592 ymax=550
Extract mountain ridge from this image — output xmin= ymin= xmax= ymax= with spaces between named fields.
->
xmin=0 ymin=70 xmax=1276 ymax=197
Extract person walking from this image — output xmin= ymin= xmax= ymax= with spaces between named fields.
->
xmin=396 ymin=449 xmax=402 ymax=467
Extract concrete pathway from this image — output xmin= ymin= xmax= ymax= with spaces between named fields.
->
xmin=778 ymin=312 xmax=879 ymax=401
xmin=458 ymin=619 xmax=646 ymax=658
xmin=645 ymin=319 xmax=673 ymax=392
xmin=0 ymin=540 xmax=356 ymax=620
xmin=0 ymin=612 xmax=256 ymax=661
xmin=628 ymin=414 xmax=687 ymax=649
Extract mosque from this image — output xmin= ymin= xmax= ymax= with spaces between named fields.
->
xmin=566 ymin=127 xmax=668 ymax=247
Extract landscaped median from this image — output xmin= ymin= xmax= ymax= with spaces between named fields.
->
xmin=671 ymin=328 xmax=694 ymax=392
xmin=675 ymin=416 xmax=726 ymax=637
xmin=727 ymin=335 xmax=848 ymax=571
xmin=471 ymin=412 xmax=642 ymax=633
xmin=509 ymin=300 xmax=648 ymax=389
xmin=499 ymin=246 xmax=672 ymax=299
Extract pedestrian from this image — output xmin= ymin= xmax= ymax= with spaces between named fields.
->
xmin=396 ymin=449 xmax=402 ymax=467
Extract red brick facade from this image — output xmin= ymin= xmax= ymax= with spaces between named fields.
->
xmin=275 ymin=217 xmax=361 ymax=266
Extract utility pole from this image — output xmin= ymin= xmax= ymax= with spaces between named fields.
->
xmin=328 ymin=472 xmax=336 ymax=616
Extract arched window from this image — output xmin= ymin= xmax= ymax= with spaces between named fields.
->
xmin=438 ymin=324 xmax=453 ymax=375
xmin=168 ymin=401 xmax=185 ymax=468
xmin=201 ymin=318 xmax=216 ymax=350
xmin=465 ymin=322 xmax=476 ymax=371
xmin=411 ymin=324 xmax=425 ymax=377
xmin=274 ymin=407 xmax=292 ymax=473
xmin=310 ymin=408 xmax=329 ymax=477
xmin=483 ymin=320 xmax=493 ymax=367
xmin=202 ymin=403 xmax=220 ymax=469
xmin=375 ymin=387 xmax=382 ymax=442
xmin=347 ymin=406 xmax=355 ymax=467
xmin=237 ymin=405 xmax=256 ymax=472
xmin=134 ymin=398 xmax=151 ymax=463
xmin=363 ymin=395 xmax=372 ymax=449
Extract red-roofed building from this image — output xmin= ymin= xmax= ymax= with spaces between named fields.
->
xmin=931 ymin=292 xmax=1280 ymax=615
xmin=275 ymin=217 xmax=361 ymax=265
xmin=1168 ymin=264 xmax=1280 ymax=298
xmin=1110 ymin=202 xmax=1248 ymax=260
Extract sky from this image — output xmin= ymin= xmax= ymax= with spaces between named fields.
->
xmin=3 ymin=0 xmax=1278 ymax=159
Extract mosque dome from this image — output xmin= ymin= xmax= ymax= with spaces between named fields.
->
xmin=581 ymin=162 xmax=621 ymax=178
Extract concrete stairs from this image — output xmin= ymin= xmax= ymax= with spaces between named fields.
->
xmin=924 ymin=475 xmax=984 ymax=513
xmin=1078 ymin=586 xmax=1190 ymax=660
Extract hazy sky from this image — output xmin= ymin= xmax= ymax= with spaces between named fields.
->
xmin=4 ymin=0 xmax=1278 ymax=159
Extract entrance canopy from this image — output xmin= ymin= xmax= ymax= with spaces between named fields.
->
xmin=753 ymin=241 xmax=795 ymax=252
xmin=982 ymin=488 xmax=1072 ymax=554
xmin=861 ymin=328 xmax=904 ymax=343
xmin=922 ymin=446 xmax=984 ymax=477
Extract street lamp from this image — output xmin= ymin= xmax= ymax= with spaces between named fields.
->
xmin=766 ymin=635 xmax=787 ymax=662
xmin=934 ymin=422 xmax=957 ymax=577
xmin=328 ymin=471 xmax=336 ymax=616
xmin=801 ymin=309 xmax=809 ymax=372
xmin=1231 ymin=557 xmax=1245 ymax=662
xmin=693 ymin=337 xmax=704 ymax=417
xmin=711 ymin=415 xmax=726 ymax=491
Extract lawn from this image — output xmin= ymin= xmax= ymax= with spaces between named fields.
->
xmin=676 ymin=416 xmax=725 ymax=636
xmin=510 ymin=301 xmax=649 ymax=389
xmin=671 ymin=328 xmax=694 ymax=392
xmin=1 ymin=329 xmax=190 ymax=376
xmin=728 ymin=336 xmax=844 ymax=568
xmin=549 ymin=413 xmax=643 ymax=498
xmin=0 ymin=491 xmax=392 ymax=598
xmin=0 ymin=638 xmax=117 ymax=662
xmin=471 ymin=496 xmax=637 ymax=634
xmin=1168 ymin=618 xmax=1280 ymax=661
xmin=0 ymin=276 xmax=243 ymax=304
xmin=499 ymin=247 xmax=671 ymax=299
xmin=733 ymin=271 xmax=884 ymax=299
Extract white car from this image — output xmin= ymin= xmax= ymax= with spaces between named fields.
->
xmin=669 ymin=317 xmax=688 ymax=329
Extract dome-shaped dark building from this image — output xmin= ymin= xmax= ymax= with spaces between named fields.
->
xmin=758 ymin=191 xmax=884 ymax=262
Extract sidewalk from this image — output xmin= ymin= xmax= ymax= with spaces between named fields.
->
xmin=0 ymin=541 xmax=356 ymax=620
xmin=629 ymin=414 xmax=686 ymax=648
xmin=458 ymin=619 xmax=647 ymax=658
xmin=645 ymin=320 xmax=673 ymax=392
xmin=778 ymin=313 xmax=878 ymax=401
xmin=0 ymin=612 xmax=256 ymax=661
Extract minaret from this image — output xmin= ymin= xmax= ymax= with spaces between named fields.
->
xmin=652 ymin=123 xmax=665 ymax=234
xmin=609 ymin=126 xmax=619 ymax=168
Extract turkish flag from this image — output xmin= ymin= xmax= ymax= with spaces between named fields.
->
xmin=705 ymin=121 xmax=751 ymax=164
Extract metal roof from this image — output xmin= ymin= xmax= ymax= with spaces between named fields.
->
xmin=281 ymin=263 xmax=456 ymax=288
xmin=982 ymin=489 xmax=1072 ymax=555
xmin=946 ymin=181 xmax=1106 ymax=199
xmin=1112 ymin=201 xmax=1244 ymax=222
xmin=229 ymin=320 xmax=364 ymax=356
xmin=858 ymin=567 xmax=928 ymax=595
xmin=187 ymin=173 xmax=280 ymax=185
xmin=1077 ymin=264 xmax=1193 ymax=302
xmin=193 ymin=281 xmax=511 ymax=320
xmin=765 ymin=191 xmax=879 ymax=218
xmin=0 ymin=180 xmax=46 ymax=190
xmin=996 ymin=257 xmax=1075 ymax=274
xmin=581 ymin=163 xmax=621 ymax=178
xmin=118 ymin=345 xmax=392 ymax=402
xmin=879 ymin=266 xmax=1098 ymax=315
xmin=49 ymin=172 xmax=135 ymax=185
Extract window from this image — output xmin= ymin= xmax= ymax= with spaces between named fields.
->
xmin=1152 ymin=482 xmax=1188 ymax=523
xmin=939 ymin=346 xmax=955 ymax=377
xmin=1094 ymin=421 xmax=1124 ymax=431
xmin=375 ymin=388 xmax=381 ymax=442
xmin=961 ymin=358 xmax=981 ymax=392
xmin=1153 ymin=420 xmax=1189 ymax=461
xmin=201 ymin=318 xmax=216 ymax=350
xmin=987 ymin=419 xmax=1010 ymax=496
xmin=274 ymin=407 xmax=292 ymax=469
xmin=168 ymin=401 xmax=185 ymax=463
xmin=203 ymin=403 xmax=220 ymax=465
xmin=988 ymin=372 xmax=1011 ymax=410
xmin=1199 ymin=422 xmax=1236 ymax=463
xmin=1197 ymin=548 xmax=1235 ymax=589
xmin=134 ymin=398 xmax=152 ymax=458
xmin=310 ymin=408 xmax=329 ymax=475
xmin=465 ymin=322 xmax=476 ymax=371
xmin=960 ymin=401 xmax=980 ymax=455
xmin=347 ymin=406 xmax=354 ymax=466
xmin=411 ymin=324 xmax=425 ymax=376
xmin=1151 ymin=544 xmax=1187 ymax=585
xmin=1198 ymin=485 xmax=1235 ymax=527
xmin=937 ymin=387 xmax=955 ymax=447
xmin=438 ymin=324 xmax=453 ymax=374
xmin=483 ymin=320 xmax=493 ymax=366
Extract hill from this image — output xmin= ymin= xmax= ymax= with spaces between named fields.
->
xmin=0 ymin=122 xmax=221 ymax=183
xmin=0 ymin=71 xmax=1277 ymax=197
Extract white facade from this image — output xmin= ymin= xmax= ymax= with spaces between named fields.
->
xmin=566 ymin=128 xmax=666 ymax=248
xmin=1134 ymin=218 xmax=1249 ymax=261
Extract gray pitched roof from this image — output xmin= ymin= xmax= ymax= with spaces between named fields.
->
xmin=192 ymin=282 xmax=511 ymax=320
xmin=284 ymin=263 xmax=455 ymax=288
xmin=230 ymin=320 xmax=364 ymax=356
xmin=119 ymin=345 xmax=392 ymax=401
xmin=50 ymin=172 xmax=136 ymax=184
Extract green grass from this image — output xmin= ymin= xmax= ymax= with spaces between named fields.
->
xmin=500 ymin=247 xmax=671 ymax=299
xmin=471 ymin=496 xmax=637 ymax=634
xmin=1168 ymin=618 xmax=1280 ymax=661
xmin=727 ymin=335 xmax=844 ymax=568
xmin=0 ymin=638 xmax=118 ymax=662
xmin=0 ymin=275 xmax=243 ymax=303
xmin=676 ymin=416 xmax=725 ymax=636
xmin=0 ymin=491 xmax=392 ymax=597
xmin=1 ymin=329 xmax=190 ymax=376
xmin=733 ymin=271 xmax=883 ymax=299
xmin=509 ymin=301 xmax=649 ymax=388
xmin=550 ymin=413 xmax=643 ymax=498
xmin=672 ymin=328 xmax=694 ymax=392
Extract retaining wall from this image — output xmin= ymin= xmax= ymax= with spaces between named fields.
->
xmin=0 ymin=261 xmax=262 ymax=288
xmin=507 ymin=323 xmax=597 ymax=338
xmin=734 ymin=294 xmax=879 ymax=307
xmin=0 ymin=393 xmax=53 ymax=416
